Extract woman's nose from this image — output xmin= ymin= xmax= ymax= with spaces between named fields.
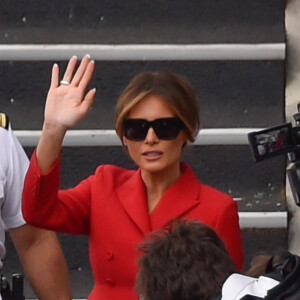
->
xmin=144 ymin=127 xmax=159 ymax=144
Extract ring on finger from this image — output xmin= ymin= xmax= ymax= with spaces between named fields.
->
xmin=60 ymin=80 xmax=70 ymax=86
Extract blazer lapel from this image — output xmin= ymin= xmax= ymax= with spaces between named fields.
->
xmin=117 ymin=169 xmax=151 ymax=234
xmin=150 ymin=164 xmax=200 ymax=231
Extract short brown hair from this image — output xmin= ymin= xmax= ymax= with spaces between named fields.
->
xmin=115 ymin=72 xmax=200 ymax=144
xmin=136 ymin=219 xmax=236 ymax=300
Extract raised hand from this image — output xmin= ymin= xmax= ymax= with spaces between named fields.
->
xmin=37 ymin=55 xmax=96 ymax=173
xmin=44 ymin=55 xmax=96 ymax=131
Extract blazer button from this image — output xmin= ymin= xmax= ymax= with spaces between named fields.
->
xmin=106 ymin=278 xmax=114 ymax=286
xmin=106 ymin=251 xmax=114 ymax=260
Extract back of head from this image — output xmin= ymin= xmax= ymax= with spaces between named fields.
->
xmin=136 ymin=219 xmax=236 ymax=300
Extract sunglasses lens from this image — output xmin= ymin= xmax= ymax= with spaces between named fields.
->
xmin=153 ymin=118 xmax=182 ymax=139
xmin=123 ymin=118 xmax=184 ymax=141
xmin=123 ymin=119 xmax=148 ymax=141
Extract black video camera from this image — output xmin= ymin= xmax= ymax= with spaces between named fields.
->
xmin=248 ymin=103 xmax=300 ymax=206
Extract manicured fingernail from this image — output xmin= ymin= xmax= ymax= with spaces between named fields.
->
xmin=86 ymin=54 xmax=91 ymax=59
xmin=53 ymin=63 xmax=58 ymax=68
xmin=72 ymin=55 xmax=78 ymax=60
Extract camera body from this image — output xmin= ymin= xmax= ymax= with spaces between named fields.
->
xmin=248 ymin=123 xmax=300 ymax=162
xmin=248 ymin=106 xmax=300 ymax=206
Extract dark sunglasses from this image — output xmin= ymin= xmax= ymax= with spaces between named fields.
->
xmin=123 ymin=117 xmax=184 ymax=141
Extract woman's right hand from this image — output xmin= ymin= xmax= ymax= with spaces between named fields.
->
xmin=44 ymin=55 xmax=96 ymax=132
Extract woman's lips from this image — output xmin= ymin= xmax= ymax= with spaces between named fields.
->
xmin=142 ymin=151 xmax=163 ymax=160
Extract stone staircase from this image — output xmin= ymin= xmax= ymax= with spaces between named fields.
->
xmin=0 ymin=1 xmax=286 ymax=298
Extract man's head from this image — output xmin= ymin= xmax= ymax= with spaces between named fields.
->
xmin=136 ymin=219 xmax=236 ymax=300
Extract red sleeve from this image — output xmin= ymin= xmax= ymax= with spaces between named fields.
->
xmin=216 ymin=199 xmax=244 ymax=271
xmin=22 ymin=149 xmax=92 ymax=235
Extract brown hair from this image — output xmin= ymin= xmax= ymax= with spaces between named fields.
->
xmin=115 ymin=72 xmax=200 ymax=145
xmin=136 ymin=219 xmax=236 ymax=300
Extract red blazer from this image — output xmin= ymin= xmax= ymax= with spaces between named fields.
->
xmin=22 ymin=152 xmax=244 ymax=300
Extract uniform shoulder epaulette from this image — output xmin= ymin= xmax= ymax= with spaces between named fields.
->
xmin=0 ymin=112 xmax=9 ymax=130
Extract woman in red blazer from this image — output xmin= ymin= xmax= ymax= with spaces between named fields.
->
xmin=22 ymin=55 xmax=244 ymax=300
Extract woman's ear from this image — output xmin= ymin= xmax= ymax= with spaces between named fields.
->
xmin=181 ymin=131 xmax=189 ymax=148
xmin=123 ymin=137 xmax=128 ymax=147
xmin=122 ymin=137 xmax=130 ymax=156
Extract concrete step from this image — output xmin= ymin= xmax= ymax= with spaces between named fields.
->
xmin=0 ymin=0 xmax=285 ymax=44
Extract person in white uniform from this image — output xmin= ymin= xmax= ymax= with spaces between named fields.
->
xmin=0 ymin=112 xmax=71 ymax=299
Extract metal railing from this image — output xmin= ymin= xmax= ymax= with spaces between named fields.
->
xmin=0 ymin=43 xmax=285 ymax=61
xmin=15 ymin=128 xmax=262 ymax=147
